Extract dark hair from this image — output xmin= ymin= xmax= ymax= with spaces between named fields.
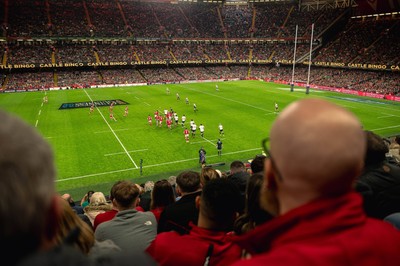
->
xmin=364 ymin=130 xmax=388 ymax=165
xmin=87 ymin=190 xmax=95 ymax=201
xmin=112 ymin=181 xmax=140 ymax=209
xmin=150 ymin=179 xmax=175 ymax=210
xmin=233 ymin=173 xmax=273 ymax=235
xmin=250 ymin=155 xmax=266 ymax=173
xmin=201 ymin=178 xmax=241 ymax=231
xmin=176 ymin=171 xmax=201 ymax=193
xmin=230 ymin=160 xmax=245 ymax=172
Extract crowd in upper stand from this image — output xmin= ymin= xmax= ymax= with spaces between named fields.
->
xmin=0 ymin=1 xmax=346 ymax=39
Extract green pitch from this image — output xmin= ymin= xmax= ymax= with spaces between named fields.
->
xmin=1 ymin=80 xmax=399 ymax=199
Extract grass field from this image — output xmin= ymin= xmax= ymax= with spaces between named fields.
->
xmin=1 ymin=80 xmax=400 ymax=200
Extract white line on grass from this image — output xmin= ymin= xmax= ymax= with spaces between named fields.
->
xmin=95 ymin=128 xmax=129 ymax=134
xmin=371 ymin=125 xmax=400 ymax=131
xmin=377 ymin=115 xmax=396 ymax=119
xmin=41 ymin=102 xmax=43 ymax=107
xmin=143 ymin=102 xmax=151 ymax=106
xmin=195 ymin=137 xmax=216 ymax=146
xmin=83 ymin=89 xmax=138 ymax=169
xmin=377 ymin=113 xmax=400 ymax=119
xmin=38 ymin=110 xmax=41 ymax=115
xmin=35 ymin=120 xmax=38 ymax=127
xmin=191 ymin=138 xmax=225 ymax=145
xmin=56 ymin=147 xmax=261 ymax=182
xmin=104 ymin=149 xmax=149 ymax=156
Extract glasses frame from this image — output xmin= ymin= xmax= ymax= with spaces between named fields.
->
xmin=262 ymin=137 xmax=284 ymax=181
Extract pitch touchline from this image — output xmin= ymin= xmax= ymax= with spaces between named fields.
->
xmin=83 ymin=89 xmax=138 ymax=169
xmin=56 ymin=147 xmax=261 ymax=182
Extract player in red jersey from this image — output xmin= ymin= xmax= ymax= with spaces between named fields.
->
xmin=154 ymin=110 xmax=159 ymax=127
xmin=158 ymin=115 xmax=163 ymax=127
xmin=184 ymin=128 xmax=190 ymax=143
xmin=167 ymin=118 xmax=172 ymax=130
xmin=148 ymin=115 xmax=152 ymax=126
xmin=110 ymin=112 xmax=117 ymax=121
xmin=124 ymin=106 xmax=129 ymax=117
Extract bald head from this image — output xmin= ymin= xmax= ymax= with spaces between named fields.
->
xmin=269 ymin=98 xmax=365 ymax=199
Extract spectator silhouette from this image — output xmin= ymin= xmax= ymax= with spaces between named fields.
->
xmin=147 ymin=178 xmax=242 ymax=265
xmin=95 ymin=180 xmax=157 ymax=252
xmin=158 ymin=171 xmax=202 ymax=234
xmin=355 ymin=130 xmax=400 ymax=219
xmin=232 ymin=98 xmax=400 ymax=265
xmin=233 ymin=173 xmax=274 ymax=235
xmin=228 ymin=160 xmax=250 ymax=214
xmin=0 ymin=110 xmax=155 ymax=265
xmin=150 ymin=179 xmax=176 ymax=222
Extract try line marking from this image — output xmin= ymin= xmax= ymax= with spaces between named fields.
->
xmin=83 ymin=89 xmax=138 ymax=169
xmin=56 ymin=147 xmax=261 ymax=183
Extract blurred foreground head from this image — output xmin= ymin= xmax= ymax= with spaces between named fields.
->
xmin=0 ymin=110 xmax=56 ymax=264
xmin=263 ymin=98 xmax=366 ymax=215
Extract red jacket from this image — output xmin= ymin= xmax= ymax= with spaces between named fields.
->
xmin=93 ymin=209 xmax=118 ymax=231
xmin=146 ymin=223 xmax=242 ymax=266
xmin=232 ymin=192 xmax=400 ymax=266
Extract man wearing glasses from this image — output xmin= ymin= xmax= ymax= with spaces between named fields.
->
xmin=232 ymin=98 xmax=400 ymax=265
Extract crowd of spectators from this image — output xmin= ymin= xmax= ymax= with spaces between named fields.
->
xmin=2 ymin=65 xmax=399 ymax=95
xmin=1 ymin=1 xmax=344 ymax=39
xmin=315 ymin=19 xmax=397 ymax=63
xmin=101 ymin=69 xmax=146 ymax=85
xmin=49 ymin=0 xmax=89 ymax=37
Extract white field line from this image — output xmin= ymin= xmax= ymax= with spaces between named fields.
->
xmin=38 ymin=110 xmax=41 ymax=115
xmin=377 ymin=113 xmax=400 ymax=119
xmin=191 ymin=138 xmax=225 ymax=145
xmin=35 ymin=120 xmax=38 ymax=127
xmin=198 ymin=137 xmax=217 ymax=146
xmin=83 ymin=89 xmax=138 ymax=169
xmin=105 ymin=149 xmax=149 ymax=157
xmin=143 ymin=102 xmax=151 ymax=106
xmin=95 ymin=128 xmax=129 ymax=134
xmin=371 ymin=125 xmax=400 ymax=132
xmin=56 ymin=147 xmax=261 ymax=182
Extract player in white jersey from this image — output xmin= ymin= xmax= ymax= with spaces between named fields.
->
xmin=275 ymin=102 xmax=279 ymax=113
xmin=199 ymin=124 xmax=205 ymax=138
xmin=181 ymin=114 xmax=186 ymax=127
xmin=219 ymin=123 xmax=224 ymax=136
xmin=191 ymin=123 xmax=197 ymax=137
